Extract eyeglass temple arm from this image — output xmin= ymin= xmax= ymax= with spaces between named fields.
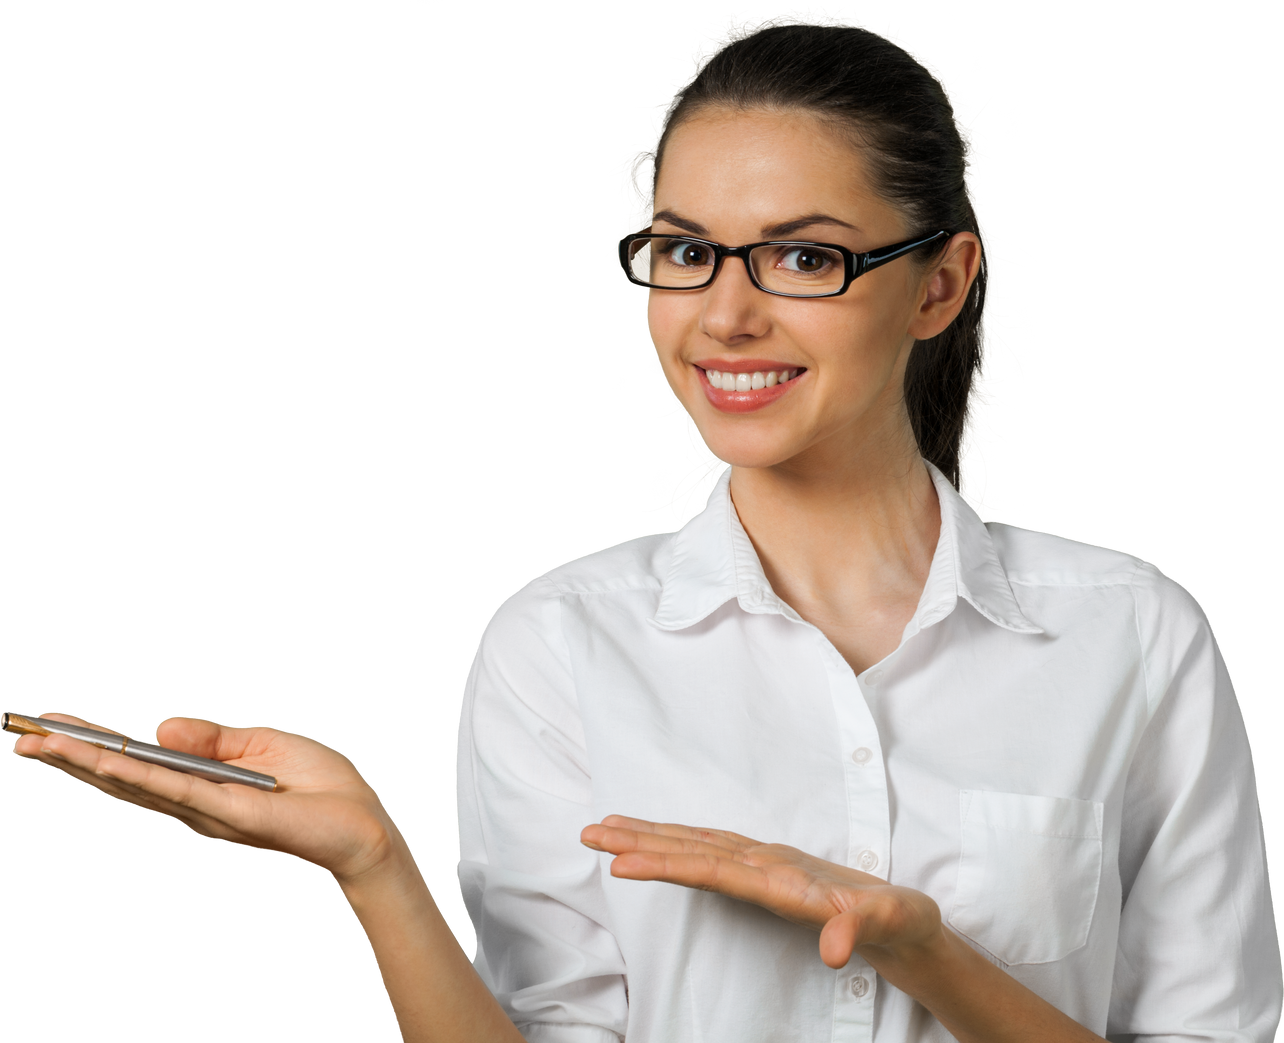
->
xmin=853 ymin=231 xmax=952 ymax=277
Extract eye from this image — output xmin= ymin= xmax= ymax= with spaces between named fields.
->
xmin=778 ymin=247 xmax=833 ymax=273
xmin=665 ymin=240 xmax=713 ymax=268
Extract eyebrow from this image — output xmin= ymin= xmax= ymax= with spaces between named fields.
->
xmin=650 ymin=209 xmax=859 ymax=240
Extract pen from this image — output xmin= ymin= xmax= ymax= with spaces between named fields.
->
xmin=3 ymin=712 xmax=278 ymax=792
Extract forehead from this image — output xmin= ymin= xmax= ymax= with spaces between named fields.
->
xmin=654 ymin=108 xmax=892 ymax=236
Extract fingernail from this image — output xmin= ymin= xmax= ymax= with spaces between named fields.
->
xmin=41 ymin=747 xmax=65 ymax=761
xmin=581 ymin=839 xmax=605 ymax=851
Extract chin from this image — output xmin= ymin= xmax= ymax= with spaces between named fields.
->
xmin=698 ymin=429 xmax=802 ymax=471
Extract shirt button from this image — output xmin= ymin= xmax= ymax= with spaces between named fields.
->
xmin=865 ymin=669 xmax=884 ymax=686
xmin=851 ymin=747 xmax=873 ymax=765
xmin=857 ymin=849 xmax=879 ymax=871
xmin=850 ymin=975 xmax=869 ymax=998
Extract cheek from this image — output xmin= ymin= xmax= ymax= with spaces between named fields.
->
xmin=647 ymin=293 xmax=692 ymax=363
xmin=814 ymin=288 xmax=916 ymax=382
xmin=647 ymin=295 xmax=677 ymax=351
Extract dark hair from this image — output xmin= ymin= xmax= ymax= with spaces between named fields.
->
xmin=655 ymin=24 xmax=983 ymax=488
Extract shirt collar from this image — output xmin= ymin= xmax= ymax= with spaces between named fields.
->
xmin=651 ymin=464 xmax=1042 ymax=637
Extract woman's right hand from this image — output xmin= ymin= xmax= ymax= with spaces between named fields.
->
xmin=12 ymin=714 xmax=395 ymax=885
xmin=14 ymin=714 xmax=527 ymax=1042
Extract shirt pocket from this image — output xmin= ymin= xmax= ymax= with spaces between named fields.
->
xmin=947 ymin=789 xmax=1103 ymax=966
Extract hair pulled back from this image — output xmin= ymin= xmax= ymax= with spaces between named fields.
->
xmin=655 ymin=24 xmax=983 ymax=487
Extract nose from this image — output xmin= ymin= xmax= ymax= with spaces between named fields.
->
xmin=708 ymin=253 xmax=754 ymax=298
xmin=699 ymin=253 xmax=770 ymax=345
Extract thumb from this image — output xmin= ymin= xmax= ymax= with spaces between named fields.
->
xmin=155 ymin=717 xmax=250 ymax=760
xmin=819 ymin=909 xmax=863 ymax=968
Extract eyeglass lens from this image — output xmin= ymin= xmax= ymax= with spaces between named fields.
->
xmin=628 ymin=237 xmax=847 ymax=296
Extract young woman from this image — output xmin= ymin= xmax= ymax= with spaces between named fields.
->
xmin=14 ymin=24 xmax=1280 ymax=1043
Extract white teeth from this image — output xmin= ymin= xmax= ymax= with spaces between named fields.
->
xmin=705 ymin=368 xmax=801 ymax=390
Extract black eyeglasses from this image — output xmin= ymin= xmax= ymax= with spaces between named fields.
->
xmin=619 ymin=229 xmax=952 ymax=299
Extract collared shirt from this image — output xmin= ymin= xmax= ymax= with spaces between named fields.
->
xmin=457 ymin=466 xmax=1281 ymax=1042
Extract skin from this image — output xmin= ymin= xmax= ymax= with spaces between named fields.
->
xmin=646 ymin=108 xmax=956 ymax=674
xmin=14 ymin=107 xmax=1105 ymax=1041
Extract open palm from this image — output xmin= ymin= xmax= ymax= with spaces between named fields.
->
xmin=14 ymin=714 xmax=394 ymax=884
xmin=581 ymin=815 xmax=943 ymax=968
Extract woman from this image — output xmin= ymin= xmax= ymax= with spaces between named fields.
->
xmin=15 ymin=24 xmax=1280 ymax=1043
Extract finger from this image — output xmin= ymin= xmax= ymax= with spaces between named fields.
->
xmin=18 ymin=730 xmax=117 ymax=768
xmin=608 ymin=849 xmax=775 ymax=908
xmin=597 ymin=816 xmax=756 ymax=852
xmin=20 ymin=737 xmax=236 ymax=835
xmin=11 ymin=714 xmax=134 ymax=770
xmin=31 ymin=731 xmax=256 ymax=827
xmin=582 ymin=823 xmax=750 ymax=860
xmin=92 ymin=744 xmax=253 ymax=819
xmin=35 ymin=712 xmax=124 ymax=736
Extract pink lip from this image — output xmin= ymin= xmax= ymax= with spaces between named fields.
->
xmin=695 ymin=361 xmax=807 ymax=414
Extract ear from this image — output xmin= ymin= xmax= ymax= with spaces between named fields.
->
xmin=906 ymin=233 xmax=982 ymax=341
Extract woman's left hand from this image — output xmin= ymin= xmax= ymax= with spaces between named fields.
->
xmin=581 ymin=815 xmax=943 ymax=969
xmin=582 ymin=816 xmax=1105 ymax=1042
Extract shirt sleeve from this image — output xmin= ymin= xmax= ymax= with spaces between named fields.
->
xmin=1107 ymin=563 xmax=1282 ymax=1041
xmin=457 ymin=579 xmax=627 ymax=1043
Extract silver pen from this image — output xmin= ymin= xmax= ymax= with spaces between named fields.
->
xmin=3 ymin=712 xmax=278 ymax=792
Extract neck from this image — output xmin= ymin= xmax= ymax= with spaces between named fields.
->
xmin=728 ymin=432 xmax=942 ymax=674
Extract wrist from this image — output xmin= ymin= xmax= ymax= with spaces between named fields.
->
xmin=863 ymin=924 xmax=1104 ymax=1043
xmin=330 ymin=802 xmax=416 ymax=896
xmin=336 ymin=846 xmax=438 ymax=941
xmin=860 ymin=921 xmax=962 ymax=995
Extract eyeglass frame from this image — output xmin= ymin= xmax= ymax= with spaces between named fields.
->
xmin=618 ymin=228 xmax=954 ymax=299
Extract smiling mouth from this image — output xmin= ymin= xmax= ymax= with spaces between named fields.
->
xmin=702 ymin=366 xmax=804 ymax=392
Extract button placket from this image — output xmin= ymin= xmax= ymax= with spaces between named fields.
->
xmin=831 ymin=957 xmax=877 ymax=1040
xmin=815 ymin=635 xmax=891 ymax=894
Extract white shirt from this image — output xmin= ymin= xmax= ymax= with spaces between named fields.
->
xmin=457 ymin=466 xmax=1281 ymax=1042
